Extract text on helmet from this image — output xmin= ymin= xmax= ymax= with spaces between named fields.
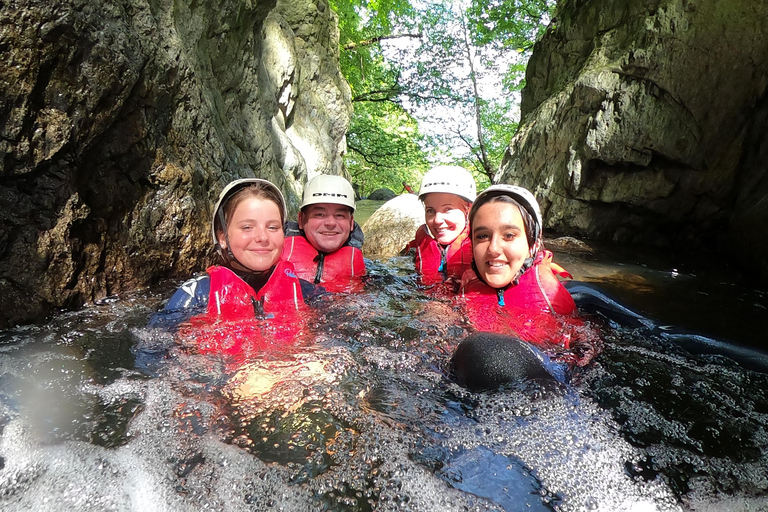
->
xmin=424 ymin=181 xmax=469 ymax=188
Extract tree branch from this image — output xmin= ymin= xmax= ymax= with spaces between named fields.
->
xmin=347 ymin=142 xmax=379 ymax=166
xmin=352 ymin=89 xmax=403 ymax=103
xmin=343 ymin=33 xmax=422 ymax=51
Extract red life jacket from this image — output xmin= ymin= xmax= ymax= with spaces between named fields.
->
xmin=282 ymin=235 xmax=365 ymax=292
xmin=179 ymin=262 xmax=307 ymax=356
xmin=459 ymin=251 xmax=579 ymax=348
xmin=405 ymin=224 xmax=473 ymax=283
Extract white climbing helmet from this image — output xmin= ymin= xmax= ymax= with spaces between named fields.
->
xmin=300 ymin=174 xmax=356 ymax=211
xmin=211 ymin=178 xmax=287 ymax=248
xmin=471 ymin=184 xmax=543 ymax=242
xmin=418 ymin=165 xmax=477 ymax=203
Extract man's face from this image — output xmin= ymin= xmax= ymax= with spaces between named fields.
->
xmin=299 ymin=203 xmax=354 ymax=253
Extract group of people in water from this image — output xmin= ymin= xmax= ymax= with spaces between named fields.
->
xmin=161 ymin=165 xmax=593 ymax=366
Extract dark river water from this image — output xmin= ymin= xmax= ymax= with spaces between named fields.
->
xmin=1 ymin=245 xmax=767 ymax=511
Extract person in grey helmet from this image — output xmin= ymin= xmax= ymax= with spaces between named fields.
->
xmin=157 ymin=178 xmax=316 ymax=354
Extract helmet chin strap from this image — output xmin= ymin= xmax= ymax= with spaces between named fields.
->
xmin=215 ymin=207 xmax=236 ymax=264
xmin=516 ymin=239 xmax=541 ymax=282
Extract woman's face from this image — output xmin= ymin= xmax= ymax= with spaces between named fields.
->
xmin=219 ymin=196 xmax=284 ymax=272
xmin=471 ymin=201 xmax=531 ymax=288
xmin=423 ymin=192 xmax=470 ymax=245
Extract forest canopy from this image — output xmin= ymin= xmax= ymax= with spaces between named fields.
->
xmin=330 ymin=0 xmax=555 ymax=196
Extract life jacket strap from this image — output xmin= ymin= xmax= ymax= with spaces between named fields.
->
xmin=438 ymin=244 xmax=448 ymax=273
xmin=313 ymin=253 xmax=326 ymax=284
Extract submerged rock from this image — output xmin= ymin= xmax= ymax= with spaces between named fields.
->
xmin=546 ymin=236 xmax=595 ymax=255
xmin=0 ymin=0 xmax=352 ymax=326
xmin=451 ymin=332 xmax=561 ymax=391
xmin=497 ymin=0 xmax=768 ymax=283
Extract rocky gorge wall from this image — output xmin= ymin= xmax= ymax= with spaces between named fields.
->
xmin=0 ymin=0 xmax=352 ymax=326
xmin=497 ymin=0 xmax=768 ymax=282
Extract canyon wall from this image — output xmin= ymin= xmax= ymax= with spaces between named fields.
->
xmin=497 ymin=0 xmax=768 ymax=281
xmin=0 ymin=0 xmax=352 ymax=326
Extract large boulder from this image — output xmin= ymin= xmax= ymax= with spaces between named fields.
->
xmin=496 ymin=0 xmax=768 ymax=282
xmin=362 ymin=194 xmax=424 ymax=260
xmin=0 ymin=0 xmax=352 ymax=326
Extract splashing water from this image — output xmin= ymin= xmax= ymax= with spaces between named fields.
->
xmin=0 ymin=255 xmax=767 ymax=511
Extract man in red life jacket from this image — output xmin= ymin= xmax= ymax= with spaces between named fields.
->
xmin=282 ymin=175 xmax=366 ymax=292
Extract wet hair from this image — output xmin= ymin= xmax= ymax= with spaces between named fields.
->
xmin=469 ymin=193 xmax=537 ymax=248
xmin=214 ymin=182 xmax=285 ymax=242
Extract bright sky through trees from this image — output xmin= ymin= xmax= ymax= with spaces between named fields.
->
xmin=379 ymin=21 xmax=521 ymax=162
xmin=332 ymin=0 xmax=555 ymax=195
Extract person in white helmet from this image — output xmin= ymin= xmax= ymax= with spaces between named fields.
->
xmin=159 ymin=178 xmax=316 ymax=355
xmin=459 ymin=185 xmax=587 ymax=352
xmin=403 ymin=166 xmax=477 ymax=283
xmin=282 ymin=174 xmax=365 ymax=292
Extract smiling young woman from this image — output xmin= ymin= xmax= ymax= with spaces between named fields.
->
xmin=160 ymin=179 xmax=315 ymax=355
xmin=458 ymin=184 xmax=580 ymax=348
xmin=404 ymin=166 xmax=477 ymax=283
xmin=218 ymin=195 xmax=284 ymax=273
xmin=469 ymin=199 xmax=532 ymax=289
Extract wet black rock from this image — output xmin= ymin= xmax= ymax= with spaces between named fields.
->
xmin=368 ymin=188 xmax=397 ymax=201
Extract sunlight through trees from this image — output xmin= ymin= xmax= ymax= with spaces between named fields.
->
xmin=331 ymin=0 xmax=555 ymax=195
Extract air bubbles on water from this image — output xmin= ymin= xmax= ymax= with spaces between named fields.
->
xmin=3 ymin=270 xmax=768 ymax=510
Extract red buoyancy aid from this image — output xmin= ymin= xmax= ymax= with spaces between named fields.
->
xmin=282 ymin=235 xmax=365 ymax=292
xmin=405 ymin=224 xmax=473 ymax=282
xmin=459 ymin=251 xmax=579 ymax=348
xmin=179 ymin=262 xmax=307 ymax=355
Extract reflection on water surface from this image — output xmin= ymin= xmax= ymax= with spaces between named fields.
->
xmin=553 ymin=241 xmax=768 ymax=349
